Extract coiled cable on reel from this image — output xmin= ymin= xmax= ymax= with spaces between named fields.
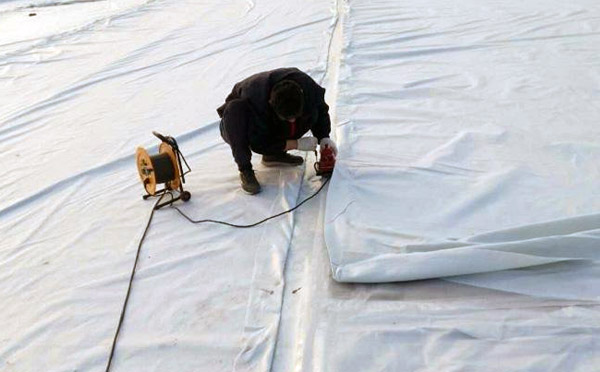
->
xmin=149 ymin=153 xmax=176 ymax=184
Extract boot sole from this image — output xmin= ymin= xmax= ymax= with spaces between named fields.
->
xmin=241 ymin=185 xmax=261 ymax=195
xmin=242 ymin=188 xmax=261 ymax=195
xmin=243 ymin=189 xmax=260 ymax=195
xmin=261 ymin=160 xmax=304 ymax=167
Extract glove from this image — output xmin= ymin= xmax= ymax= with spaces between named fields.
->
xmin=297 ymin=136 xmax=318 ymax=151
xmin=319 ymin=138 xmax=338 ymax=156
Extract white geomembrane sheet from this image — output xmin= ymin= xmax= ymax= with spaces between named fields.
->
xmin=326 ymin=0 xmax=600 ymax=289
xmin=1 ymin=0 xmax=600 ymax=371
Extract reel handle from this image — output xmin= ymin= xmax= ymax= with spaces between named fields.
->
xmin=152 ymin=131 xmax=178 ymax=149
xmin=152 ymin=131 xmax=169 ymax=143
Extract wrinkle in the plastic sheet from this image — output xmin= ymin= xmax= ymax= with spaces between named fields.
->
xmin=232 ymin=178 xmax=301 ymax=371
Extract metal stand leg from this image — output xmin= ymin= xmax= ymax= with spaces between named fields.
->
xmin=154 ymin=194 xmax=181 ymax=210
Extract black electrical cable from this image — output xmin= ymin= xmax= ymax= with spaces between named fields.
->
xmin=170 ymin=175 xmax=331 ymax=228
xmin=104 ymin=176 xmax=330 ymax=371
xmin=104 ymin=193 xmax=166 ymax=372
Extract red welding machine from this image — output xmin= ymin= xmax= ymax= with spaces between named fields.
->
xmin=315 ymin=145 xmax=336 ymax=176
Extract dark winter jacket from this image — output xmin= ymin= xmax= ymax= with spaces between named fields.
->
xmin=217 ymin=67 xmax=331 ymax=154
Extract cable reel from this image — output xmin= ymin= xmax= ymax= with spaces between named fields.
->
xmin=135 ymin=131 xmax=191 ymax=209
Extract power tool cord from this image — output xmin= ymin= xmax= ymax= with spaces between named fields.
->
xmin=105 ymin=193 xmax=165 ymax=372
xmin=170 ymin=176 xmax=330 ymax=228
xmin=104 ymin=176 xmax=330 ymax=371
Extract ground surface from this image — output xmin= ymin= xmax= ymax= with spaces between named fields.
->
xmin=1 ymin=0 xmax=599 ymax=371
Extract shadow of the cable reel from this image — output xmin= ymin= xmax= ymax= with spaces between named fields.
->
xmin=136 ymin=131 xmax=192 ymax=210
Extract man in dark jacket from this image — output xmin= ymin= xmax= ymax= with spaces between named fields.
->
xmin=217 ymin=67 xmax=337 ymax=194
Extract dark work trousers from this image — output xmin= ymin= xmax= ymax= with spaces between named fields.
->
xmin=219 ymin=99 xmax=253 ymax=172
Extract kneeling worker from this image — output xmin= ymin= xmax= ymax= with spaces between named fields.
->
xmin=217 ymin=67 xmax=337 ymax=194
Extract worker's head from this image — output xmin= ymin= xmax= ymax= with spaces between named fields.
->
xmin=269 ymin=80 xmax=304 ymax=121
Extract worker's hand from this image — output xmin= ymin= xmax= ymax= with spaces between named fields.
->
xmin=320 ymin=138 xmax=338 ymax=156
xmin=297 ymin=136 xmax=318 ymax=151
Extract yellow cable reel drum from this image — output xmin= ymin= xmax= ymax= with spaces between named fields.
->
xmin=136 ymin=131 xmax=191 ymax=209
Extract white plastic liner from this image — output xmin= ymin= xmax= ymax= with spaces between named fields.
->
xmin=0 ymin=0 xmax=334 ymax=370
xmin=2 ymin=0 xmax=600 ymax=371
xmin=325 ymin=0 xmax=600 ymax=287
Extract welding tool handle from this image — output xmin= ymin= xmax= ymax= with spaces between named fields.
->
xmin=319 ymin=138 xmax=338 ymax=156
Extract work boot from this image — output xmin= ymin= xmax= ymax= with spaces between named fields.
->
xmin=240 ymin=169 xmax=261 ymax=195
xmin=261 ymin=153 xmax=304 ymax=167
